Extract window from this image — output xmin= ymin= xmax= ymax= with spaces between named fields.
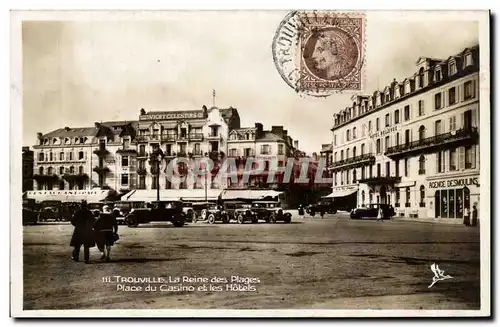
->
xmin=420 ymin=185 xmax=426 ymax=206
xmin=449 ymin=62 xmax=457 ymax=76
xmin=79 ymin=166 xmax=84 ymax=174
xmin=230 ymin=148 xmax=237 ymax=157
xmin=435 ymin=120 xmax=442 ymax=135
xmin=464 ymin=80 xmax=474 ymax=100
xmin=369 ymin=165 xmax=373 ymax=178
xmin=377 ymin=163 xmax=381 ymax=177
xmin=419 ymin=155 xmax=425 ymax=174
xmin=123 ymin=139 xmax=130 ymax=148
xmin=418 ymin=100 xmax=424 ymax=116
xmin=361 ymin=190 xmax=365 ymax=206
xmin=361 ymin=166 xmax=366 ymax=179
xmin=418 ymin=125 xmax=425 ymax=141
xmin=384 ymin=136 xmax=389 ymax=151
xmin=405 ymin=129 xmax=410 ymax=144
xmin=395 ymin=188 xmax=400 ymax=205
xmin=49 ymin=152 xmax=53 ymax=161
xmin=404 ymin=158 xmax=409 ymax=177
xmin=353 ymin=146 xmax=357 ymax=158
xmin=69 ymin=166 xmax=75 ymax=174
xmin=435 ymin=93 xmax=442 ymax=109
xmin=194 ymin=143 xmax=201 ymax=155
xmin=59 ymin=167 xmax=64 ymax=175
xmin=340 ymin=150 xmax=344 ymax=161
xmin=361 ymin=144 xmax=365 ymax=155
xmin=449 ymin=148 xmax=457 ymax=171
xmin=376 ymin=139 xmax=381 ymax=154
xmin=352 ymin=127 xmax=357 ymax=139
xmin=278 ymin=144 xmax=284 ymax=155
xmin=59 ymin=152 xmax=64 ymax=161
xmin=395 ymin=159 xmax=400 ymax=177
xmin=261 ymin=145 xmax=270 ymax=155
xmin=38 ymin=152 xmax=44 ymax=161
xmin=334 ymin=152 xmax=337 ymax=162
xmin=449 ymin=87 xmax=456 ymax=105
xmin=385 ymin=161 xmax=390 ymax=177
xmin=346 ymin=148 xmax=350 ymax=159
xmin=139 ymin=145 xmax=146 ymax=156
xmin=122 ymin=156 xmax=129 ymax=167
xmin=121 ymin=174 xmax=129 ymax=186
xmin=404 ymin=105 xmax=410 ymax=120
xmin=47 ymin=167 xmax=53 ymax=175
xmin=376 ymin=118 xmax=380 ymax=131
xmin=334 ymin=172 xmax=337 ymax=186
xmin=368 ymin=121 xmax=372 ymax=132
xmin=465 ymin=53 xmax=473 ymax=67
xmin=418 ymin=67 xmax=424 ymax=88
xmin=435 ymin=69 xmax=442 ymax=82
xmin=465 ymin=145 xmax=476 ymax=169
xmin=449 ymin=116 xmax=457 ymax=131
xmin=405 ymin=187 xmax=411 ymax=207
xmin=353 ymin=170 xmax=357 ymax=183
xmin=69 ymin=152 xmax=74 ymax=161
xmin=346 ymin=130 xmax=351 ymax=141
xmin=38 ymin=167 xmax=43 ymax=175
xmin=394 ymin=109 xmax=400 ymax=124
xmin=346 ymin=169 xmax=350 ymax=184
xmin=385 ymin=113 xmax=390 ymax=127
xmin=396 ymin=132 xmax=400 ymax=146
xmin=78 ymin=151 xmax=84 ymax=160
xmin=334 ymin=134 xmax=337 ymax=146
xmin=437 ymin=151 xmax=444 ymax=173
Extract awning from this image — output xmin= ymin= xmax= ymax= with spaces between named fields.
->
xmin=120 ymin=189 xmax=222 ymax=202
xmin=221 ymin=190 xmax=283 ymax=200
xmin=395 ymin=181 xmax=416 ymax=188
xmin=323 ymin=186 xmax=358 ymax=198
xmin=25 ymin=190 xmax=111 ymax=203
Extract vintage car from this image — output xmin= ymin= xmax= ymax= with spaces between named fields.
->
xmin=205 ymin=204 xmax=228 ymax=224
xmin=233 ymin=203 xmax=256 ymax=224
xmin=250 ymin=201 xmax=292 ymax=224
xmin=124 ymin=200 xmax=185 ymax=227
xmin=37 ymin=201 xmax=63 ymax=221
xmin=221 ymin=201 xmax=251 ymax=223
xmin=113 ymin=201 xmax=145 ymax=225
xmin=306 ymin=200 xmax=338 ymax=216
xmin=181 ymin=202 xmax=196 ymax=223
xmin=190 ymin=202 xmax=213 ymax=223
xmin=350 ymin=203 xmax=396 ymax=220
xmin=22 ymin=207 xmax=38 ymax=225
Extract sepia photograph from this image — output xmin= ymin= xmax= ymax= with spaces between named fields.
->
xmin=10 ymin=9 xmax=490 ymax=317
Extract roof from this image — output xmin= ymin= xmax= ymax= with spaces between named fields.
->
xmin=256 ymin=131 xmax=285 ymax=143
xmin=43 ymin=127 xmax=97 ymax=139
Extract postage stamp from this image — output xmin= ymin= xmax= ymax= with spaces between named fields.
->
xmin=272 ymin=11 xmax=365 ymax=97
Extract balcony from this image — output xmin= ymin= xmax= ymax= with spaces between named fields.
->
xmin=137 ymin=167 xmax=147 ymax=175
xmin=206 ymin=133 xmax=222 ymax=141
xmin=63 ymin=173 xmax=89 ymax=181
xmin=33 ymin=174 xmax=59 ymax=182
xmin=189 ymin=133 xmax=204 ymax=141
xmin=93 ymin=147 xmax=109 ymax=156
xmin=136 ymin=135 xmax=148 ymax=142
xmin=93 ymin=166 xmax=110 ymax=173
xmin=330 ymin=153 xmax=376 ymax=172
xmin=161 ymin=135 xmax=177 ymax=142
xmin=116 ymin=148 xmax=137 ymax=154
xmin=177 ymin=152 xmax=187 ymax=158
xmin=137 ymin=151 xmax=148 ymax=158
xmin=358 ymin=176 xmax=401 ymax=186
xmin=385 ymin=127 xmax=478 ymax=158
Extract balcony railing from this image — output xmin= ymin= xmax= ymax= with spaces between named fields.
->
xmin=161 ymin=135 xmax=177 ymax=142
xmin=116 ymin=148 xmax=137 ymax=154
xmin=189 ymin=133 xmax=204 ymax=141
xmin=385 ymin=127 xmax=478 ymax=157
xmin=63 ymin=173 xmax=89 ymax=181
xmin=207 ymin=133 xmax=222 ymax=140
xmin=93 ymin=166 xmax=110 ymax=173
xmin=33 ymin=174 xmax=59 ymax=181
xmin=330 ymin=153 xmax=375 ymax=171
xmin=358 ymin=176 xmax=401 ymax=185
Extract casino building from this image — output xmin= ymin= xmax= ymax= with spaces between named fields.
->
xmin=329 ymin=45 xmax=480 ymax=219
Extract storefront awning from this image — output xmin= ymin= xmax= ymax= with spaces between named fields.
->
xmin=323 ymin=186 xmax=358 ymax=198
xmin=120 ymin=189 xmax=222 ymax=202
xmin=221 ymin=190 xmax=283 ymax=200
xmin=25 ymin=190 xmax=111 ymax=203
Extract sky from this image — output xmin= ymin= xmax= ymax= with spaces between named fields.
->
xmin=21 ymin=11 xmax=479 ymax=154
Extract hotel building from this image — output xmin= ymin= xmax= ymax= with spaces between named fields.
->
xmin=330 ymin=45 xmax=480 ymax=219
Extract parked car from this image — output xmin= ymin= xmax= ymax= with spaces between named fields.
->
xmin=306 ymin=200 xmax=338 ymax=216
xmin=181 ymin=202 xmax=196 ymax=223
xmin=124 ymin=200 xmax=185 ymax=227
xmin=223 ymin=201 xmax=254 ymax=224
xmin=250 ymin=201 xmax=292 ymax=224
xmin=37 ymin=201 xmax=63 ymax=221
xmin=205 ymin=204 xmax=228 ymax=224
xmin=190 ymin=202 xmax=213 ymax=223
xmin=22 ymin=207 xmax=38 ymax=225
xmin=350 ymin=203 xmax=395 ymax=220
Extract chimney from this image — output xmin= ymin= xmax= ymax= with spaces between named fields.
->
xmin=283 ymin=130 xmax=288 ymax=143
xmin=271 ymin=126 xmax=284 ymax=138
xmin=94 ymin=122 xmax=100 ymax=128
xmin=202 ymin=105 xmax=208 ymax=117
xmin=64 ymin=126 xmax=71 ymax=131
xmin=140 ymin=108 xmax=146 ymax=115
xmin=36 ymin=132 xmax=43 ymax=140
xmin=294 ymin=140 xmax=299 ymax=149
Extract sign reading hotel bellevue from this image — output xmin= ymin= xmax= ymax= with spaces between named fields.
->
xmin=139 ymin=111 xmax=204 ymax=121
xmin=369 ymin=125 xmax=401 ymax=139
xmin=428 ymin=177 xmax=479 ymax=189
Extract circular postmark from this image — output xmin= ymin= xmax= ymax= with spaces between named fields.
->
xmin=272 ymin=11 xmax=365 ymax=97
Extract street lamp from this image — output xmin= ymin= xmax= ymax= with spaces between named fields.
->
xmin=157 ymin=153 xmax=161 ymax=202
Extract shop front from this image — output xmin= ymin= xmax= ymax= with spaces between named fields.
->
xmin=426 ymin=174 xmax=480 ymax=219
xmin=323 ymin=185 xmax=358 ymax=210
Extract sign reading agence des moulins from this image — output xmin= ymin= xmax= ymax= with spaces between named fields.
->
xmin=428 ymin=177 xmax=479 ymax=189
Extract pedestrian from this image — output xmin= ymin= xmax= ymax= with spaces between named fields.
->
xmin=472 ymin=204 xmax=478 ymax=227
xmin=298 ymin=204 xmax=304 ymax=217
xmin=463 ymin=207 xmax=470 ymax=226
xmin=376 ymin=206 xmax=384 ymax=222
xmin=70 ymin=200 xmax=96 ymax=264
xmin=94 ymin=205 xmax=119 ymax=262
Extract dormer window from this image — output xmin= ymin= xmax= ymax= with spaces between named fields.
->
xmin=44 ymin=138 xmax=49 ymax=145
xmin=75 ymin=137 xmax=80 ymax=144
xmin=435 ymin=68 xmax=442 ymax=82
xmin=52 ymin=138 xmax=57 ymax=144
xmin=465 ymin=52 xmax=473 ymax=67
xmin=449 ymin=61 xmax=457 ymax=76
xmin=64 ymin=137 xmax=70 ymax=145
xmin=385 ymin=93 xmax=390 ymax=103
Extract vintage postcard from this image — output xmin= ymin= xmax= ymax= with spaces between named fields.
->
xmin=10 ymin=10 xmax=490 ymax=317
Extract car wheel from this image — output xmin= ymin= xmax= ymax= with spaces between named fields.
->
xmin=208 ymin=214 xmax=215 ymax=224
xmin=237 ymin=214 xmax=244 ymax=224
xmin=222 ymin=215 xmax=230 ymax=224
xmin=269 ymin=213 xmax=277 ymax=224
xmin=127 ymin=219 xmax=138 ymax=227
xmin=173 ymin=217 xmax=185 ymax=227
xmin=251 ymin=217 xmax=258 ymax=224
xmin=310 ymin=211 xmax=316 ymax=217
xmin=201 ymin=209 xmax=208 ymax=220
xmin=285 ymin=216 xmax=291 ymax=223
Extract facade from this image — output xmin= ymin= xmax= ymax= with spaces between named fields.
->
xmin=227 ymin=123 xmax=297 ymax=189
xmin=330 ymin=45 xmax=480 ymax=219
xmin=22 ymin=146 xmax=34 ymax=191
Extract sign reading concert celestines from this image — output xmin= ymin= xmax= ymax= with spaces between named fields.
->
xmin=428 ymin=177 xmax=479 ymax=189
xmin=369 ymin=125 xmax=401 ymax=139
xmin=139 ymin=111 xmax=205 ymax=121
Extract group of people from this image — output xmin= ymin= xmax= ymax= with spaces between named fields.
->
xmin=70 ymin=200 xmax=119 ymax=264
xmin=463 ymin=204 xmax=479 ymax=227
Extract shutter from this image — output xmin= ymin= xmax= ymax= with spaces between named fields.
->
xmin=471 ymin=145 xmax=476 ymax=169
xmin=471 ymin=109 xmax=477 ymax=127
xmin=458 ymin=147 xmax=465 ymax=170
xmin=460 ymin=112 xmax=465 ymax=129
